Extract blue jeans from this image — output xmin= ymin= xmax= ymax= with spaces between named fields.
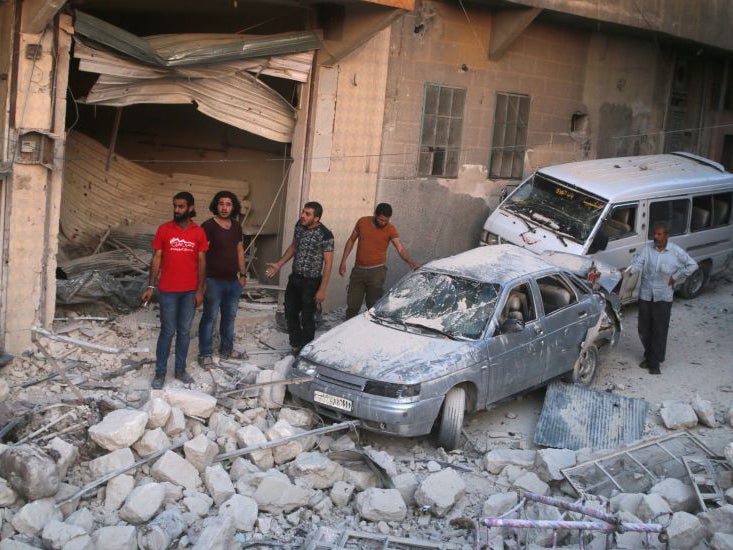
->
xmin=198 ymin=278 xmax=241 ymax=357
xmin=156 ymin=290 xmax=196 ymax=377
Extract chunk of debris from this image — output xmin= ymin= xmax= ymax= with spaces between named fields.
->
xmin=650 ymin=478 xmax=698 ymax=512
xmin=667 ymin=511 xmax=706 ymax=548
xmin=483 ymin=449 xmax=536 ymax=474
xmin=89 ymin=409 xmax=148 ymax=451
xmin=252 ymin=475 xmax=313 ymax=514
xmin=11 ymin=498 xmax=63 ymax=535
xmin=0 ymin=444 xmax=60 ymax=500
xmin=534 ymin=448 xmax=576 ymax=482
xmin=104 ymin=474 xmax=135 ymax=511
xmin=163 ymin=388 xmax=217 ymax=419
xmin=355 ymin=488 xmax=407 ymax=522
xmin=119 ymin=483 xmax=166 ymax=523
xmin=637 ymin=493 xmax=672 ymax=522
xmin=256 ymin=370 xmax=286 ymax=409
xmin=203 ymin=464 xmax=235 ymax=505
xmin=0 ymin=476 xmax=19 ymax=506
xmin=89 ymin=448 xmax=135 ymax=478
xmin=392 ymin=472 xmax=418 ymax=506
xmin=47 ymin=436 xmax=79 ymax=480
xmin=512 ymin=471 xmax=551 ymax=496
xmin=691 ymin=395 xmax=718 ymax=427
xmin=137 ymin=509 xmax=187 ymax=550
xmin=235 ymin=424 xmax=274 ymax=470
xmin=288 ymin=452 xmax=345 ymax=489
xmin=482 ymin=491 xmax=518 ymax=517
xmin=133 ymin=428 xmax=171 ymax=456
xmin=41 ymin=520 xmax=88 ymax=550
xmin=218 ymin=494 xmax=258 ymax=532
xmin=660 ymin=400 xmax=698 ymax=430
xmin=415 ymin=468 xmax=465 ymax=517
xmin=183 ymin=434 xmax=219 ymax=472
xmin=712 ymin=532 xmax=733 ymax=549
xmin=699 ymin=504 xmax=733 ymax=536
xmin=330 ymin=480 xmax=355 ymax=506
xmin=278 ymin=407 xmax=314 ymax=429
xmin=143 ymin=398 xmax=171 ymax=429
xmin=193 ymin=515 xmax=235 ymax=550
xmin=163 ymin=407 xmax=186 ymax=436
xmin=150 ymin=450 xmax=201 ymax=490
xmin=91 ymin=525 xmax=137 ymax=550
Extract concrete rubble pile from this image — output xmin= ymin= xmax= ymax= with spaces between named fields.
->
xmin=0 ymin=312 xmax=731 ymax=549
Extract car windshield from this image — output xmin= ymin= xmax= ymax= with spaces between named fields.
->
xmin=372 ymin=271 xmax=501 ymax=340
xmin=502 ymin=173 xmax=607 ymax=243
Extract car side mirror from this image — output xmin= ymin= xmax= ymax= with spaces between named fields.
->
xmin=589 ymin=230 xmax=608 ymax=253
xmin=500 ymin=318 xmax=524 ymax=334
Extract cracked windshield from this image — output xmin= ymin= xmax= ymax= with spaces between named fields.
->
xmin=372 ymin=271 xmax=501 ymax=340
xmin=502 ymin=174 xmax=608 ymax=243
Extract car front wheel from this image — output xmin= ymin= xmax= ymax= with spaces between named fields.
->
xmin=437 ymin=387 xmax=465 ymax=451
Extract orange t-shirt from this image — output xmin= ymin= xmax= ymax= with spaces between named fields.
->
xmin=354 ymin=216 xmax=399 ymax=267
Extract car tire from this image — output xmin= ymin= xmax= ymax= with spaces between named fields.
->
xmin=437 ymin=387 xmax=465 ymax=451
xmin=679 ymin=265 xmax=709 ymax=299
xmin=570 ymin=343 xmax=599 ymax=385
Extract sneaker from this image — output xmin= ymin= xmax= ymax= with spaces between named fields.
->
xmin=151 ymin=375 xmax=165 ymax=389
xmin=175 ymin=371 xmax=194 ymax=384
xmin=648 ymin=365 xmax=661 ymax=375
xmin=639 ymin=359 xmax=648 ymax=369
xmin=220 ymin=350 xmax=248 ymax=361
xmin=199 ymin=355 xmax=215 ymax=369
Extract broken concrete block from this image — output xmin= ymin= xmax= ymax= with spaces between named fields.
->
xmin=512 ymin=471 xmax=551 ymax=496
xmin=355 ymin=488 xmax=407 ymax=522
xmin=150 ymin=450 xmax=201 ymax=490
xmin=219 ymin=494 xmax=258 ymax=532
xmin=235 ymin=424 xmax=273 ymax=470
xmin=699 ymin=504 xmax=733 ymax=536
xmin=329 ymin=434 xmax=356 ymax=452
xmin=252 ymin=475 xmax=313 ymax=514
xmin=609 ymin=492 xmax=644 ymax=514
xmin=343 ymin=466 xmax=380 ymax=490
xmin=89 ymin=409 xmax=148 ymax=451
xmin=0 ymin=378 xmax=9 ymax=401
xmin=256 ymin=370 xmax=285 ymax=409
xmin=534 ymin=448 xmax=576 ymax=482
xmin=41 ymin=520 xmax=87 ymax=550
xmin=288 ymin=452 xmax=345 ymax=489
xmin=11 ymin=497 xmax=63 ymax=535
xmin=164 ymin=388 xmax=217 ymax=419
xmin=0 ymin=541 xmax=41 ymax=550
xmin=66 ymin=508 xmax=95 ymax=534
xmin=89 ymin=448 xmax=135 ymax=479
xmin=184 ymin=434 xmax=219 ymax=472
xmin=727 ymin=487 xmax=733 ymax=504
xmin=161 ymin=481 xmax=183 ymax=504
xmin=691 ymin=395 xmax=718 ymax=427
xmin=483 ymin=449 xmax=536 ymax=474
xmin=712 ymin=532 xmax=733 ymax=550
xmin=136 ymin=509 xmax=186 ymax=550
xmin=91 ymin=525 xmax=137 ymax=550
xmin=133 ymin=428 xmax=171 ymax=456
xmin=637 ymin=493 xmax=672 ymax=522
xmin=119 ymin=482 xmax=165 ymax=523
xmin=728 ymin=408 xmax=733 ymax=428
xmin=659 ymin=401 xmax=698 ymax=430
xmin=415 ymin=468 xmax=466 ymax=517
xmin=208 ymin=411 xmax=240 ymax=439
xmin=47 ymin=437 xmax=79 ymax=480
xmin=203 ymin=464 xmax=235 ymax=505
xmin=56 ymin=481 xmax=81 ymax=517
xmin=0 ymin=476 xmax=18 ymax=506
xmin=265 ymin=419 xmax=303 ymax=465
xmin=192 ymin=515 xmax=235 ymax=550
xmin=163 ymin=407 xmax=186 ymax=436
xmin=229 ymin=457 xmax=261 ymax=481
xmin=330 ymin=480 xmax=355 ymax=507
xmin=726 ymin=442 xmax=733 ymax=468
xmin=278 ymin=407 xmax=313 ymax=429
xmin=650 ymin=478 xmax=697 ymax=512
xmin=61 ymin=534 xmax=94 ymax=550
xmin=483 ymin=491 xmax=519 ymax=517
xmin=143 ymin=397 xmax=171 ymax=429
xmin=183 ymin=491 xmax=213 ymax=517
xmin=392 ymin=472 xmax=418 ymax=506
xmin=105 ymin=474 xmax=135 ymax=511
xmin=667 ymin=511 xmax=705 ymax=548
xmin=0 ymin=444 xmax=60 ymax=500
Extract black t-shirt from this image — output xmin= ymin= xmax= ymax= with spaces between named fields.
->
xmin=292 ymin=222 xmax=334 ymax=278
xmin=202 ymin=218 xmax=243 ymax=280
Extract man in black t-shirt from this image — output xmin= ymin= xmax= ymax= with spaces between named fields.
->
xmin=198 ymin=191 xmax=247 ymax=367
xmin=265 ymin=201 xmax=334 ymax=354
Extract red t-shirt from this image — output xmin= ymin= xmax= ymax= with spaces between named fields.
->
xmin=152 ymin=221 xmax=209 ymax=292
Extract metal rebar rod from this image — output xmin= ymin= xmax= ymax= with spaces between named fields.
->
xmin=32 ymin=326 xmax=149 ymax=354
xmin=522 ymin=493 xmax=620 ymax=524
xmin=483 ymin=517 xmax=665 ymax=534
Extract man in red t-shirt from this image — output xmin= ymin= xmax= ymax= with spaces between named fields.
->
xmin=142 ymin=192 xmax=208 ymax=389
xmin=339 ymin=203 xmax=420 ymax=319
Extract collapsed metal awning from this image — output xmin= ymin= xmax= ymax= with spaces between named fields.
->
xmin=73 ymin=11 xmax=321 ymax=142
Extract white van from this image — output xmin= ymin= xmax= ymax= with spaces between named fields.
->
xmin=480 ymin=153 xmax=733 ymax=299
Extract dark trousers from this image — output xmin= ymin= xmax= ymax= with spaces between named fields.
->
xmin=345 ymin=266 xmax=387 ymax=319
xmin=637 ymin=299 xmax=673 ymax=368
xmin=156 ymin=290 xmax=196 ymax=377
xmin=284 ymin=274 xmax=321 ymax=348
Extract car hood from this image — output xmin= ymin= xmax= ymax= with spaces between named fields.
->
xmin=300 ymin=314 xmax=482 ymax=384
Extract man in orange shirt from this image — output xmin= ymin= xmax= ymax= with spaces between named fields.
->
xmin=339 ymin=203 xmax=420 ymax=319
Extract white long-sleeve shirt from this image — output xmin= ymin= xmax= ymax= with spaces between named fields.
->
xmin=628 ymin=241 xmax=698 ymax=302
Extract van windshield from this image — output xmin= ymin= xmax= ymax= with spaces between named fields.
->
xmin=501 ymin=174 xmax=607 ymax=243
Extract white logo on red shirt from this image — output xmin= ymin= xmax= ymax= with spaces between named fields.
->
xmin=169 ymin=237 xmax=196 ymax=252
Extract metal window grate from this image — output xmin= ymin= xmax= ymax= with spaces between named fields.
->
xmin=489 ymin=92 xmax=530 ymax=180
xmin=418 ymin=84 xmax=466 ymax=177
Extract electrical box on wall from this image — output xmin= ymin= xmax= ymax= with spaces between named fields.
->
xmin=16 ymin=131 xmax=55 ymax=169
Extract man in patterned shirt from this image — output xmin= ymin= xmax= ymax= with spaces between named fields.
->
xmin=265 ymin=202 xmax=334 ymax=354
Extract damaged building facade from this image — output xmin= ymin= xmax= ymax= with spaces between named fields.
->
xmin=1 ymin=0 xmax=733 ymax=352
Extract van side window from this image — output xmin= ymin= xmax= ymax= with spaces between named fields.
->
xmin=500 ymin=283 xmax=536 ymax=324
xmin=691 ymin=195 xmax=713 ymax=231
xmin=536 ymin=275 xmax=577 ymax=315
xmin=648 ymin=199 xmax=690 ymax=238
xmin=712 ymin=193 xmax=732 ymax=226
xmin=601 ymin=204 xmax=637 ymax=240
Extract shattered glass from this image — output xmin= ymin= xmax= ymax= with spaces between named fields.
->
xmin=372 ymin=271 xmax=500 ymax=340
xmin=502 ymin=174 xmax=608 ymax=243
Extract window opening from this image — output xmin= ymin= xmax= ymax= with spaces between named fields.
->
xmin=418 ymin=84 xmax=466 ymax=177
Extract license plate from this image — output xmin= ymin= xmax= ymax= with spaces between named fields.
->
xmin=313 ymin=390 xmax=353 ymax=412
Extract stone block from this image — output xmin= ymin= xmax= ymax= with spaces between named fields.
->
xmin=726 ymin=442 xmax=733 ymax=468
xmin=483 ymin=491 xmax=519 ymax=517
xmin=163 ymin=407 xmax=186 ymax=436
xmin=41 ymin=520 xmax=87 ymax=550
xmin=691 ymin=395 xmax=718 ymax=427
xmin=343 ymin=466 xmax=379 ymax=490
xmin=219 ymin=494 xmax=258 ymax=532
xmin=278 ymin=407 xmax=314 ymax=429
xmin=208 ymin=412 xmax=240 ymax=439
xmin=61 ymin=534 xmax=93 ymax=550
xmin=712 ymin=532 xmax=733 ymax=550
xmin=56 ymin=482 xmax=81 ymax=517
xmin=235 ymin=424 xmax=273 ymax=470
xmin=89 ymin=448 xmax=135 ymax=479
xmin=392 ymin=472 xmax=418 ymax=506
xmin=659 ymin=401 xmax=698 ymax=430
xmin=204 ymin=464 xmax=235 ymax=506
xmin=265 ymin=419 xmax=303 ymax=465
xmin=0 ymin=476 xmax=19 ymax=506
xmin=91 ymin=525 xmax=137 ymax=550
xmin=11 ymin=498 xmax=63 ymax=535
xmin=512 ymin=471 xmax=551 ymax=496
xmin=47 ymin=437 xmax=79 ymax=480
xmin=253 ymin=475 xmax=313 ymax=514
xmin=183 ymin=491 xmax=213 ymax=517
xmin=89 ymin=409 xmax=148 ymax=451
xmin=637 ymin=493 xmax=672 ymax=522
xmin=650 ymin=478 xmax=697 ymax=513
xmin=288 ymin=452 xmax=345 ymax=489
xmin=136 ymin=509 xmax=186 ymax=550
xmin=484 ymin=449 xmax=536 ymax=474
xmin=256 ymin=370 xmax=285 ymax=409
xmin=164 ymin=388 xmax=217 ymax=418
xmin=184 ymin=434 xmax=219 ymax=472
xmin=0 ymin=444 xmax=59 ymax=499
xmin=229 ymin=457 xmax=260 ymax=481
xmin=666 ymin=511 xmax=705 ymax=549
xmin=150 ymin=450 xmax=201 ymax=490
xmin=534 ymin=448 xmax=576 ymax=482
xmin=133 ymin=428 xmax=171 ymax=456
xmin=699 ymin=505 xmax=733 ymax=536
xmin=355 ymin=488 xmax=407 ymax=522
xmin=609 ymin=492 xmax=644 ymax=514
xmin=330 ymin=481 xmax=355 ymax=507
xmin=119 ymin=482 xmax=165 ymax=523
xmin=66 ymin=508 xmax=95 ymax=534
xmin=105 ymin=474 xmax=135 ymax=511
xmin=192 ymin=516 xmax=235 ymax=550
xmin=415 ymin=468 xmax=466 ymax=517
xmin=143 ymin=397 xmax=171 ymax=429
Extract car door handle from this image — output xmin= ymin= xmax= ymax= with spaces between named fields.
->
xmin=628 ymin=247 xmax=636 ymax=253
xmin=578 ymin=311 xmax=588 ymax=318
xmin=533 ymin=325 xmax=543 ymax=335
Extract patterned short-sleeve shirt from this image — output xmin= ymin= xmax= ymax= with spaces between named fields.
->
xmin=292 ymin=222 xmax=334 ymax=278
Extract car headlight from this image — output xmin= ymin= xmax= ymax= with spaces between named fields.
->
xmin=480 ymin=230 xmax=500 ymax=245
xmin=294 ymin=358 xmax=317 ymax=377
xmin=363 ymin=380 xmax=421 ymax=398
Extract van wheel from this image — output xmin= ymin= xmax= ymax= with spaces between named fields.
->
xmin=679 ymin=265 xmax=709 ymax=299
xmin=436 ymin=387 xmax=465 ymax=451
xmin=570 ymin=344 xmax=599 ymax=385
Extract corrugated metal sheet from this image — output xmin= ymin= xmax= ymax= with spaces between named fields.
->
xmin=534 ymin=382 xmax=648 ymax=450
xmin=61 ymin=132 xmax=250 ymax=248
